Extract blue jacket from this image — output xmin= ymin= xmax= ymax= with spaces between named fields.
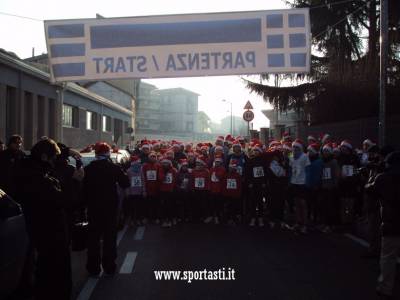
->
xmin=306 ymin=157 xmax=323 ymax=188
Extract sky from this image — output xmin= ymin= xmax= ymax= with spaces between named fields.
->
xmin=0 ymin=0 xmax=291 ymax=129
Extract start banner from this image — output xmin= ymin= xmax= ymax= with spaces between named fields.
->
xmin=44 ymin=9 xmax=310 ymax=82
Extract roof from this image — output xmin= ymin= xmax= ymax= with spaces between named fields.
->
xmin=158 ymin=87 xmax=200 ymax=96
xmin=0 ymin=50 xmax=132 ymax=117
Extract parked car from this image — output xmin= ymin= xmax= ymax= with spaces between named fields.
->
xmin=0 ymin=189 xmax=29 ymax=299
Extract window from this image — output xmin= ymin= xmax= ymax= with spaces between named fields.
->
xmin=86 ymin=111 xmax=98 ymax=130
xmin=102 ymin=115 xmax=112 ymax=132
xmin=62 ymin=104 xmax=79 ymax=128
xmin=62 ymin=104 xmax=73 ymax=127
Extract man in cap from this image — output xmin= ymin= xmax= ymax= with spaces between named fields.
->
xmin=83 ymin=142 xmax=130 ymax=276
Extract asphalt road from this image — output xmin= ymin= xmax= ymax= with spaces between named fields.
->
xmin=72 ymin=223 xmax=399 ymax=300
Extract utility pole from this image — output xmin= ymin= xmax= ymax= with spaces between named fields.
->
xmin=379 ymin=0 xmax=388 ymax=146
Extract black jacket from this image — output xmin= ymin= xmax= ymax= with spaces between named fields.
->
xmin=0 ymin=149 xmax=26 ymax=197
xmin=366 ymin=167 xmax=400 ymax=236
xmin=83 ymin=159 xmax=129 ymax=217
xmin=14 ymin=157 xmax=67 ymax=248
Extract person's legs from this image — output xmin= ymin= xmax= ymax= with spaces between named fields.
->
xmin=377 ymin=236 xmax=400 ymax=296
xmin=102 ymin=215 xmax=118 ymax=274
xmin=86 ymin=218 xmax=102 ymax=275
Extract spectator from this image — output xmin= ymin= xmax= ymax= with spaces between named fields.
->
xmin=0 ymin=135 xmax=25 ymax=197
xmin=366 ymin=151 xmax=400 ymax=300
xmin=14 ymin=138 xmax=72 ymax=300
xmin=83 ymin=142 xmax=130 ymax=276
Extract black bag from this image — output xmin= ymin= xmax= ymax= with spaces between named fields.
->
xmin=71 ymin=221 xmax=88 ymax=251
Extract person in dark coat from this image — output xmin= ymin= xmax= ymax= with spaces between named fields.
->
xmin=83 ymin=142 xmax=130 ymax=276
xmin=0 ymin=135 xmax=25 ymax=197
xmin=54 ymin=143 xmax=84 ymax=244
xmin=366 ymin=151 xmax=400 ymax=300
xmin=14 ymin=138 xmax=72 ymax=300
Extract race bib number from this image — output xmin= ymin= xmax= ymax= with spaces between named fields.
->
xmin=342 ymin=165 xmax=354 ymax=177
xmin=181 ymin=178 xmax=189 ymax=189
xmin=322 ymin=168 xmax=332 ymax=180
xmin=146 ymin=170 xmax=157 ymax=181
xmin=226 ymin=179 xmax=237 ymax=190
xmin=195 ymin=177 xmax=205 ymax=189
xmin=253 ymin=166 xmax=264 ymax=178
xmin=292 ymin=166 xmax=301 ymax=177
xmin=211 ymin=172 xmax=219 ymax=182
xmin=131 ymin=176 xmax=142 ymax=187
xmin=164 ymin=173 xmax=173 ymax=184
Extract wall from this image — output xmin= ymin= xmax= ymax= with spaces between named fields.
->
xmin=298 ymin=115 xmax=400 ymax=148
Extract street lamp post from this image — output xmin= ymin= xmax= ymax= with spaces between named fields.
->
xmin=222 ymin=99 xmax=233 ymax=135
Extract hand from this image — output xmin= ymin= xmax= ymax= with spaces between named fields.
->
xmin=69 ymin=148 xmax=82 ymax=160
xmin=72 ymin=168 xmax=84 ymax=181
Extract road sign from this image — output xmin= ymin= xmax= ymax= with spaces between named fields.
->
xmin=44 ymin=8 xmax=310 ymax=82
xmin=243 ymin=110 xmax=255 ymax=122
xmin=243 ymin=100 xmax=254 ymax=110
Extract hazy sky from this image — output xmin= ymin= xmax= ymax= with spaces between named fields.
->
xmin=0 ymin=0 xmax=290 ymax=129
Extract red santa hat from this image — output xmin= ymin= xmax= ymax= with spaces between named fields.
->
xmin=340 ymin=140 xmax=353 ymax=150
xmin=229 ymin=159 xmax=239 ymax=168
xmin=196 ymin=156 xmax=207 ymax=166
xmin=216 ymin=136 xmax=224 ymax=142
xmin=292 ymin=139 xmax=304 ymax=150
xmin=232 ymin=140 xmax=241 ymax=148
xmin=131 ymin=155 xmax=141 ymax=163
xmin=322 ymin=143 xmax=333 ymax=154
xmin=179 ymin=158 xmax=188 ymax=166
xmin=282 ymin=132 xmax=292 ymax=142
xmin=253 ymin=144 xmax=263 ymax=153
xmin=363 ymin=139 xmax=376 ymax=149
xmin=307 ymin=135 xmax=317 ymax=143
xmin=269 ymin=140 xmax=281 ymax=149
xmin=307 ymin=143 xmax=320 ymax=154
xmin=161 ymin=156 xmax=172 ymax=165
xmin=321 ymin=134 xmax=331 ymax=145
xmin=282 ymin=142 xmax=292 ymax=151
xmin=214 ymin=154 xmax=223 ymax=162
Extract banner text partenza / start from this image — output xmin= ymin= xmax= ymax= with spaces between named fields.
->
xmin=44 ymin=9 xmax=310 ymax=82
xmin=92 ymin=51 xmax=256 ymax=74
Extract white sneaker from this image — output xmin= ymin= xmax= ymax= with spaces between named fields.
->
xmin=249 ymin=218 xmax=256 ymax=227
xmin=204 ymin=216 xmax=213 ymax=224
xmin=214 ymin=217 xmax=219 ymax=225
xmin=167 ymin=221 xmax=173 ymax=228
xmin=155 ymin=219 xmax=160 ymax=225
xmin=161 ymin=221 xmax=168 ymax=228
xmin=258 ymin=218 xmax=264 ymax=227
xmin=172 ymin=218 xmax=177 ymax=226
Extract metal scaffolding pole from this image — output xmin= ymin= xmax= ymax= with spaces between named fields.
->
xmin=379 ymin=0 xmax=388 ymax=146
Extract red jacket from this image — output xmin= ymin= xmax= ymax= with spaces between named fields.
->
xmin=223 ymin=171 xmax=242 ymax=198
xmin=190 ymin=168 xmax=210 ymax=191
xmin=209 ymin=166 xmax=226 ymax=194
xmin=158 ymin=167 xmax=178 ymax=193
xmin=142 ymin=162 xmax=160 ymax=196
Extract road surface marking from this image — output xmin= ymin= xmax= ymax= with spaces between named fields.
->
xmin=344 ymin=233 xmax=370 ymax=248
xmin=134 ymin=226 xmax=145 ymax=240
xmin=76 ymin=272 xmax=103 ymax=300
xmin=117 ymin=224 xmax=129 ymax=245
xmin=77 ymin=225 xmax=128 ymax=300
xmin=119 ymin=252 xmax=138 ymax=274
